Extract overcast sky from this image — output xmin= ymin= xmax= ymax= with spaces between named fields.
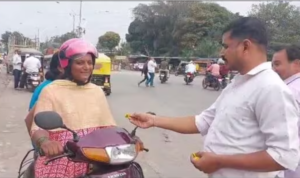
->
xmin=1 ymin=1 xmax=300 ymax=45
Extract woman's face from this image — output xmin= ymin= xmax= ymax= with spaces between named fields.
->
xmin=71 ymin=54 xmax=94 ymax=82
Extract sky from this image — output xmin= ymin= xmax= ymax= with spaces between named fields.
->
xmin=1 ymin=1 xmax=300 ymax=45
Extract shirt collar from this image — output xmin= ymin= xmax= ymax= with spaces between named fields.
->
xmin=284 ymin=73 xmax=300 ymax=84
xmin=246 ymin=62 xmax=272 ymax=76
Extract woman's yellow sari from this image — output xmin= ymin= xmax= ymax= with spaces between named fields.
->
xmin=31 ymin=80 xmax=116 ymax=178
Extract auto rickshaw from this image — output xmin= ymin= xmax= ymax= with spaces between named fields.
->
xmin=175 ymin=61 xmax=188 ymax=76
xmin=91 ymin=53 xmax=111 ymax=96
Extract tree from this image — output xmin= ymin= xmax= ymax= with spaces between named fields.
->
xmin=116 ymin=42 xmax=131 ymax=56
xmin=126 ymin=1 xmax=235 ymax=57
xmin=98 ymin=31 xmax=121 ymax=53
xmin=1 ymin=31 xmax=32 ymax=51
xmin=39 ymin=31 xmax=77 ymax=54
xmin=249 ymin=1 xmax=300 ymax=59
xmin=51 ymin=31 xmax=78 ymax=44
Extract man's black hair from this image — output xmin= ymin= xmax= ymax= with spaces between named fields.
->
xmin=222 ymin=17 xmax=268 ymax=48
xmin=282 ymin=44 xmax=300 ymax=62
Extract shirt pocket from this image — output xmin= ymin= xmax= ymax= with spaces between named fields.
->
xmin=215 ymin=103 xmax=258 ymax=139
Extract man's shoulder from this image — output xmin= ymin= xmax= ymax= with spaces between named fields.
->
xmin=255 ymin=69 xmax=292 ymax=94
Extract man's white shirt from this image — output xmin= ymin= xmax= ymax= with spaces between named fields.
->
xmin=195 ymin=62 xmax=300 ymax=178
xmin=185 ymin=63 xmax=196 ymax=73
xmin=12 ymin=54 xmax=22 ymax=70
xmin=147 ymin=60 xmax=157 ymax=73
xmin=23 ymin=56 xmax=41 ymax=73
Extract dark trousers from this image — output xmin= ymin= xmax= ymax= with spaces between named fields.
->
xmin=146 ymin=72 xmax=155 ymax=86
xmin=13 ymin=69 xmax=21 ymax=88
xmin=138 ymin=74 xmax=149 ymax=85
xmin=19 ymin=72 xmax=28 ymax=88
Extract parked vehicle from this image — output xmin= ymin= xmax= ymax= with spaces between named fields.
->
xmin=18 ymin=111 xmax=150 ymax=178
xmin=175 ymin=61 xmax=189 ymax=76
xmin=91 ymin=53 xmax=112 ymax=96
xmin=184 ymin=72 xmax=194 ymax=85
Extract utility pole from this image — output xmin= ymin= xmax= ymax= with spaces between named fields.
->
xmin=78 ymin=0 xmax=83 ymax=37
xmin=37 ymin=28 xmax=40 ymax=50
xmin=70 ymin=13 xmax=76 ymax=32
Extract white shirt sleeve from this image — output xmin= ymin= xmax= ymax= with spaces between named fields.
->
xmin=195 ymin=102 xmax=216 ymax=135
xmin=255 ymin=84 xmax=300 ymax=171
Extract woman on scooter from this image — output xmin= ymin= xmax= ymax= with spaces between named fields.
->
xmin=30 ymin=38 xmax=117 ymax=178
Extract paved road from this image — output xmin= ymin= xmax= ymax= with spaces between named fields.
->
xmin=0 ymin=71 xmax=220 ymax=178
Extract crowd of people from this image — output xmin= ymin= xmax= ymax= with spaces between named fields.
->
xmin=11 ymin=16 xmax=300 ymax=178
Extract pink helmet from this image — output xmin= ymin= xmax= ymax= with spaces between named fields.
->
xmin=58 ymin=38 xmax=98 ymax=68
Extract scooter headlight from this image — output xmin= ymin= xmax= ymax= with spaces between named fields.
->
xmin=105 ymin=144 xmax=137 ymax=164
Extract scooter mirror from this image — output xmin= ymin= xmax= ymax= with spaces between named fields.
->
xmin=34 ymin=111 xmax=64 ymax=130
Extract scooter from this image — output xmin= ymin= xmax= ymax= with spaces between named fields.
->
xmin=18 ymin=111 xmax=150 ymax=178
xmin=26 ymin=72 xmax=41 ymax=92
xmin=159 ymin=70 xmax=169 ymax=83
xmin=184 ymin=72 xmax=194 ymax=85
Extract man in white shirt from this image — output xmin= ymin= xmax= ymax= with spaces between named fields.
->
xmin=128 ymin=17 xmax=300 ymax=178
xmin=272 ymin=45 xmax=300 ymax=178
xmin=19 ymin=54 xmax=41 ymax=88
xmin=12 ymin=49 xmax=22 ymax=89
xmin=146 ymin=57 xmax=157 ymax=87
xmin=185 ymin=61 xmax=197 ymax=74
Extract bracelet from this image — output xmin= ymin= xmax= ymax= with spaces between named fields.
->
xmin=36 ymin=136 xmax=49 ymax=147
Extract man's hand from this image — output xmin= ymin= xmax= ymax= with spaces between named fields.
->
xmin=190 ymin=152 xmax=221 ymax=174
xmin=129 ymin=113 xmax=156 ymax=129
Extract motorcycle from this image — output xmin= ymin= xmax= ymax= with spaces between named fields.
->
xmin=18 ymin=111 xmax=151 ymax=178
xmin=26 ymin=72 xmax=41 ymax=92
xmin=159 ymin=70 xmax=169 ymax=83
xmin=202 ymin=72 xmax=221 ymax=91
xmin=184 ymin=72 xmax=194 ymax=85
xmin=220 ymin=76 xmax=229 ymax=89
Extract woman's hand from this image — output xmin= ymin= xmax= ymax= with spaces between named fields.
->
xmin=129 ymin=113 xmax=156 ymax=129
xmin=40 ymin=140 xmax=64 ymax=157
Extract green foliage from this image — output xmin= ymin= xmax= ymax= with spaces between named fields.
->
xmin=1 ymin=31 xmax=33 ymax=51
xmin=97 ymin=31 xmax=121 ymax=52
xmin=126 ymin=1 xmax=300 ymax=58
xmin=39 ymin=31 xmax=78 ymax=53
xmin=249 ymin=1 xmax=300 ymax=60
xmin=126 ymin=1 xmax=235 ymax=56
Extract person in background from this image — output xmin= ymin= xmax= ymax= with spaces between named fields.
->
xmin=19 ymin=54 xmax=41 ymax=88
xmin=207 ymin=60 xmax=220 ymax=77
xmin=159 ymin=58 xmax=169 ymax=77
xmin=185 ymin=61 xmax=197 ymax=74
xmin=272 ymin=44 xmax=300 ymax=178
xmin=128 ymin=17 xmax=300 ymax=178
xmin=3 ymin=52 xmax=8 ymax=74
xmin=138 ymin=58 xmax=149 ymax=86
xmin=12 ymin=49 xmax=22 ymax=89
xmin=146 ymin=57 xmax=157 ymax=87
xmin=205 ymin=60 xmax=220 ymax=84
xmin=219 ymin=60 xmax=229 ymax=79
